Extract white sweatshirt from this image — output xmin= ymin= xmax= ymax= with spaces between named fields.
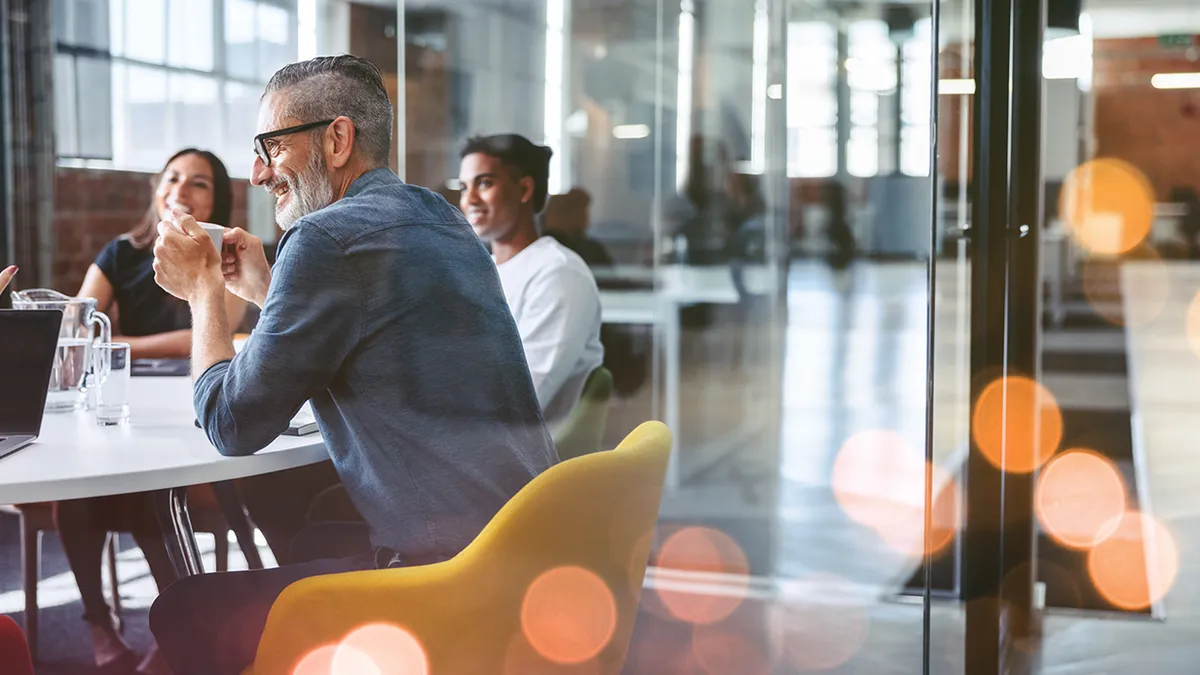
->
xmin=495 ymin=236 xmax=605 ymax=432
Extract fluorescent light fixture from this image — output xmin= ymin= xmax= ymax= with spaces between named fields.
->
xmin=297 ymin=0 xmax=317 ymax=60
xmin=749 ymin=0 xmax=768 ymax=174
xmin=939 ymin=78 xmax=976 ymax=95
xmin=1151 ymin=72 xmax=1200 ymax=90
xmin=675 ymin=1 xmax=695 ymax=192
xmin=613 ymin=124 xmax=651 ymax=140
xmin=767 ymin=83 xmax=783 ymax=100
xmin=544 ymin=0 xmax=567 ymax=193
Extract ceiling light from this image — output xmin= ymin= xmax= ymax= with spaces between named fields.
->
xmin=612 ymin=124 xmax=651 ymax=140
xmin=939 ymin=79 xmax=977 ymax=95
xmin=1151 ymin=73 xmax=1200 ymax=90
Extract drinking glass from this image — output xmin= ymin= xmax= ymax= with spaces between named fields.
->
xmin=93 ymin=342 xmax=131 ymax=425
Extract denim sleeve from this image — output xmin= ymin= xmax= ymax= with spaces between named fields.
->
xmin=193 ymin=225 xmax=361 ymax=456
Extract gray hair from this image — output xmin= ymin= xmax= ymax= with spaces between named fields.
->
xmin=264 ymin=55 xmax=394 ymax=167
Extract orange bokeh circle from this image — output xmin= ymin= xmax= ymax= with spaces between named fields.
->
xmin=692 ymin=626 xmax=773 ymax=675
xmin=971 ymin=376 xmax=1062 ymax=473
xmin=292 ymin=645 xmax=339 ymax=675
xmin=1186 ymin=293 xmax=1200 ymax=361
xmin=1060 ymin=158 xmax=1155 ymax=255
xmin=337 ymin=623 xmax=428 ymax=675
xmin=831 ymin=430 xmax=959 ymax=558
xmin=1087 ymin=511 xmax=1180 ymax=611
xmin=521 ymin=566 xmax=618 ymax=665
xmin=654 ymin=527 xmax=750 ymax=624
xmin=1035 ymin=449 xmax=1126 ymax=550
xmin=503 ymin=633 xmax=603 ymax=675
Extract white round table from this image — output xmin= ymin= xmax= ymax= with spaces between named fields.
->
xmin=0 ymin=376 xmax=329 ymax=575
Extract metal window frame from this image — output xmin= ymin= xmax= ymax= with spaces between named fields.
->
xmin=54 ymin=0 xmax=297 ymax=176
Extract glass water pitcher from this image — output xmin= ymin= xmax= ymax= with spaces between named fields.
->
xmin=11 ymin=288 xmax=112 ymax=412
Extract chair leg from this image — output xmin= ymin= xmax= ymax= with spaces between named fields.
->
xmin=19 ymin=518 xmax=40 ymax=663
xmin=106 ymin=532 xmax=122 ymax=628
xmin=215 ymin=529 xmax=229 ymax=573
xmin=212 ymin=481 xmax=264 ymax=570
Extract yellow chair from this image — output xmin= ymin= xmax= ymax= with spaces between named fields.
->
xmin=552 ymin=366 xmax=614 ymax=461
xmin=242 ymin=421 xmax=672 ymax=675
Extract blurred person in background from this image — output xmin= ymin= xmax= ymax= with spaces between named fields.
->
xmin=826 ymin=181 xmax=856 ymax=270
xmin=541 ymin=187 xmax=650 ymax=398
xmin=459 ymin=134 xmax=604 ymax=431
xmin=723 ymin=169 xmax=767 ymax=264
xmin=541 ymin=187 xmax=614 ymax=268
xmin=666 ymin=135 xmax=731 ymax=264
xmin=54 ymin=149 xmax=245 ymax=674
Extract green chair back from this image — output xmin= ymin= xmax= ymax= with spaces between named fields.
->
xmin=553 ymin=367 xmax=614 ymax=461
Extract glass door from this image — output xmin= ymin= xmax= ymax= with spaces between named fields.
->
xmin=398 ymin=0 xmax=956 ymax=672
xmin=927 ymin=0 xmax=1048 ymax=672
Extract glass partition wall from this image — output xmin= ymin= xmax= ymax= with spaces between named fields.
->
xmin=400 ymin=0 xmax=942 ymax=672
xmin=35 ymin=0 xmax=1200 ymax=672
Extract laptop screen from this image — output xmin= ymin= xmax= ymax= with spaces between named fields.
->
xmin=0 ymin=310 xmax=62 ymax=435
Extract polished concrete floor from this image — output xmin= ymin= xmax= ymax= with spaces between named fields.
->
xmin=636 ymin=259 xmax=1200 ymax=674
xmin=5 ymin=259 xmax=1200 ymax=673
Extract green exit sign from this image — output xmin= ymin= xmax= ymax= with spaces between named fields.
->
xmin=1159 ymin=34 xmax=1197 ymax=48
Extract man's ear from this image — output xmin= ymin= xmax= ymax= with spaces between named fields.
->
xmin=327 ymin=116 xmax=356 ymax=169
xmin=519 ymin=175 xmax=535 ymax=205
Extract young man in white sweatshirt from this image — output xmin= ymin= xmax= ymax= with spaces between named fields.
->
xmin=458 ymin=134 xmax=604 ymax=432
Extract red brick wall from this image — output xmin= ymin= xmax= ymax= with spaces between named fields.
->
xmin=1093 ymin=38 xmax=1200 ymax=199
xmin=930 ymin=38 xmax=1200 ymax=198
xmin=937 ymin=43 xmax=973 ymax=184
xmin=53 ymin=167 xmax=249 ymax=292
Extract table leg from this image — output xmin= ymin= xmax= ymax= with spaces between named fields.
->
xmin=154 ymin=488 xmax=204 ymax=577
xmin=211 ymin=481 xmax=265 ymax=570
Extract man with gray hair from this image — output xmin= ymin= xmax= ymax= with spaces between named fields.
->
xmin=149 ymin=55 xmax=555 ymax=675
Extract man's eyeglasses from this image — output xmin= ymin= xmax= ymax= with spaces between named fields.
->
xmin=253 ymin=120 xmax=336 ymax=167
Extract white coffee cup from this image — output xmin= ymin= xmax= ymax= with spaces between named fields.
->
xmin=200 ymin=223 xmax=226 ymax=251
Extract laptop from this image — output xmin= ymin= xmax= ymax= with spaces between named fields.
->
xmin=0 ymin=309 xmax=63 ymax=461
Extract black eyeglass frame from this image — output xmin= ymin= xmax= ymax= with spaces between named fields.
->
xmin=253 ymin=119 xmax=336 ymax=167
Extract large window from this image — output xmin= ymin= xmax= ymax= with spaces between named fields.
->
xmin=786 ymin=21 xmax=836 ymax=178
xmin=55 ymin=0 xmax=297 ymax=177
xmin=786 ymin=17 xmax=932 ymax=178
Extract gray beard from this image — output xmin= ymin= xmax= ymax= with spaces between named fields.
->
xmin=276 ymin=150 xmax=334 ymax=230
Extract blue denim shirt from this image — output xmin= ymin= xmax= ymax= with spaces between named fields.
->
xmin=194 ymin=167 xmax=556 ymax=562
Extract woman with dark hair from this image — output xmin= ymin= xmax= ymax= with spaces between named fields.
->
xmin=77 ymin=148 xmax=246 ymax=356
xmin=57 ymin=149 xmax=245 ymax=674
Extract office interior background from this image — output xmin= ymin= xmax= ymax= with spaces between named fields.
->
xmin=3 ymin=0 xmax=1200 ymax=673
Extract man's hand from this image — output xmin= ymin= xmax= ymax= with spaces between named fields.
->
xmin=0 ymin=265 xmax=15 ymax=294
xmin=221 ymin=228 xmax=272 ymax=309
xmin=152 ymin=208 xmax=224 ymax=304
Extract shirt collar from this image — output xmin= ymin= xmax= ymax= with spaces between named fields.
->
xmin=344 ymin=166 xmax=401 ymax=199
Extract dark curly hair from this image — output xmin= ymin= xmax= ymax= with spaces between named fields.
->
xmin=460 ymin=134 xmax=553 ymax=213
